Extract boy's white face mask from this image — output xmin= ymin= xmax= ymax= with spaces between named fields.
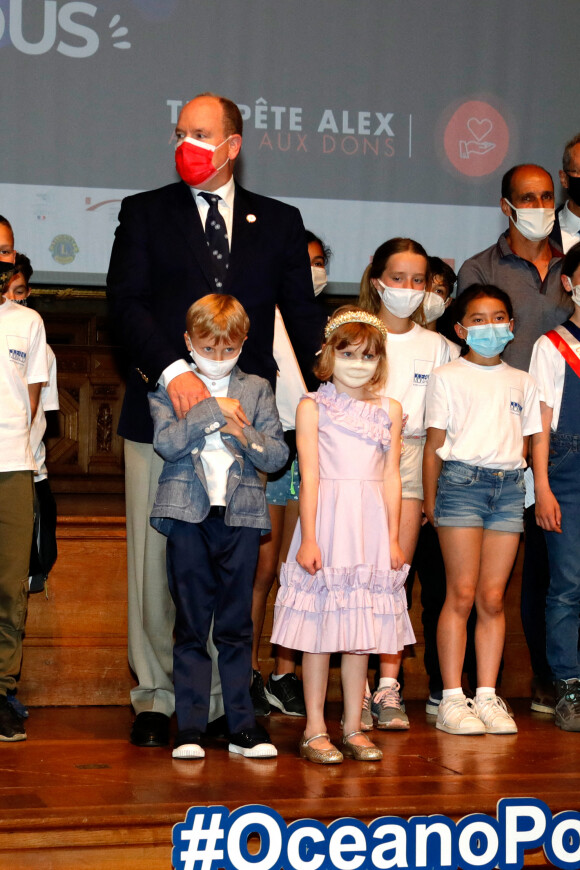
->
xmin=189 ymin=347 xmax=240 ymax=379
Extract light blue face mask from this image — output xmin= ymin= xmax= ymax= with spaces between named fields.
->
xmin=460 ymin=322 xmax=514 ymax=358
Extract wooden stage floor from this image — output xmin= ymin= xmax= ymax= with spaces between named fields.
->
xmin=0 ymin=701 xmax=578 ymax=868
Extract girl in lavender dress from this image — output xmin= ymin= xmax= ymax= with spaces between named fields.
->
xmin=271 ymin=308 xmax=415 ymax=764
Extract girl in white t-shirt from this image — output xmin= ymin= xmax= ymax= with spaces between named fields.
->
xmin=358 ymin=237 xmax=450 ymax=730
xmin=423 ymin=284 xmax=541 ymax=736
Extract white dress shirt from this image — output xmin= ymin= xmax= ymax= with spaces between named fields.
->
xmin=193 ymin=367 xmax=234 ymax=506
xmin=558 ymin=201 xmax=580 ymax=253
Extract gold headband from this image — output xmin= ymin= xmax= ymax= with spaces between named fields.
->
xmin=324 ymin=309 xmax=388 ymax=341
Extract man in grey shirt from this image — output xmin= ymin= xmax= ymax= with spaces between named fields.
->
xmin=458 ymin=163 xmax=572 ymax=371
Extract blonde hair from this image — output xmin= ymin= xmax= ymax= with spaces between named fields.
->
xmin=186 ymin=294 xmax=249 ymax=343
xmin=314 ymin=305 xmax=387 ymax=388
xmin=358 ymin=237 xmax=430 ymax=324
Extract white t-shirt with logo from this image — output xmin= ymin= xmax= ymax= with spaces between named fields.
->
xmin=425 ymin=357 xmax=541 ymax=469
xmin=379 ymin=323 xmax=450 ymax=437
xmin=0 ymin=299 xmax=48 ymax=472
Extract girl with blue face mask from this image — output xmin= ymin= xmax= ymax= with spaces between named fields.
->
xmin=422 ymin=285 xmax=542 ymax=737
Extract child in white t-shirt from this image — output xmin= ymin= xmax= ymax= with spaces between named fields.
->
xmin=0 ymin=262 xmax=48 ymax=742
xmin=423 ymin=284 xmax=541 ymax=736
xmin=529 ymin=241 xmax=580 ymax=731
xmin=4 ymin=257 xmax=59 ymax=596
xmin=358 ymin=237 xmax=450 ymax=731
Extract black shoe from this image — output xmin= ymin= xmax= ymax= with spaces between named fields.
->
xmin=6 ymin=692 xmax=29 ymax=719
xmin=228 ymin=724 xmax=277 ymax=757
xmin=172 ymin=728 xmax=205 ymax=759
xmin=250 ymin=670 xmax=270 ymax=717
xmin=130 ymin=711 xmax=170 ymax=747
xmin=554 ymin=679 xmax=580 ymax=732
xmin=265 ymin=673 xmax=306 ymax=716
xmin=0 ymin=695 xmax=27 ymax=742
xmin=205 ymin=714 xmax=229 ymax=738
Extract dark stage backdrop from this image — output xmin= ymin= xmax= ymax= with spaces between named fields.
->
xmin=0 ymin=0 xmax=577 ymax=291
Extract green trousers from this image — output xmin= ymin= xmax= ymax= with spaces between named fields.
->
xmin=0 ymin=471 xmax=34 ymax=696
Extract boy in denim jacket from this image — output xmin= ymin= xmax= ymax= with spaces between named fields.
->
xmin=149 ymin=294 xmax=288 ymax=759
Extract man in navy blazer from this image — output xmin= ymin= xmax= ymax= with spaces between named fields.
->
xmin=107 ymin=93 xmax=325 ymax=746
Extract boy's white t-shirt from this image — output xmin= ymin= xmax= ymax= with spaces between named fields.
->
xmin=425 ymin=357 xmax=542 ymax=470
xmin=529 ymin=334 xmax=565 ymax=431
xmin=379 ymin=323 xmax=450 ymax=437
xmin=0 ymin=299 xmax=48 ymax=472
xmin=30 ymin=345 xmax=59 ymax=482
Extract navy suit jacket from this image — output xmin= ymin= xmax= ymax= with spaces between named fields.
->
xmin=107 ymin=180 xmax=326 ymax=443
xmin=549 ymin=204 xmax=565 ymax=251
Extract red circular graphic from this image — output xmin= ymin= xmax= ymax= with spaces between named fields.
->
xmin=443 ymin=100 xmax=509 ymax=177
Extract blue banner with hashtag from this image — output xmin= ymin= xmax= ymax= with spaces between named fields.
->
xmin=173 ymin=801 xmax=580 ymax=870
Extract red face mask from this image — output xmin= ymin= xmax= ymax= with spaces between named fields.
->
xmin=175 ymin=136 xmax=230 ymax=187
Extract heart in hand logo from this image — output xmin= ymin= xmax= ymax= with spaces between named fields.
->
xmin=443 ymin=100 xmax=510 ymax=177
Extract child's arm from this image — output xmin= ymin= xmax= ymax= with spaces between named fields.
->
xmin=382 ymin=399 xmax=405 ymax=570
xmin=423 ymin=427 xmax=446 ymax=527
xmin=295 ymin=398 xmax=322 ymax=575
xmin=532 ymin=402 xmax=561 ymax=533
xmin=28 ymin=382 xmax=41 ymax=422
xmin=221 ymin=381 xmax=289 ymax=474
xmin=149 ymin=386 xmax=226 ymax=462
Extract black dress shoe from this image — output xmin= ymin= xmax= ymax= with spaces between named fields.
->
xmin=130 ymin=711 xmax=170 ymax=747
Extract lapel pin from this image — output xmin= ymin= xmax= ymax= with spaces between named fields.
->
xmin=246 ymin=214 xmax=257 ymax=223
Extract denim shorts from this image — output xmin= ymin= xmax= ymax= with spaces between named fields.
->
xmin=434 ymin=460 xmax=525 ymax=533
xmin=265 ymin=460 xmax=300 ymax=506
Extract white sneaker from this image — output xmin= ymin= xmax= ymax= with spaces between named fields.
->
xmin=172 ymin=743 xmax=205 ymax=759
xmin=436 ymin=694 xmax=486 ymax=735
xmin=475 ymin=695 xmax=517 ymax=734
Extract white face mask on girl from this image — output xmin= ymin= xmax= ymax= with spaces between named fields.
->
xmin=189 ymin=347 xmax=240 ymax=379
xmin=563 ymin=276 xmax=580 ymax=307
xmin=333 ymin=357 xmax=378 ymax=389
xmin=504 ymin=199 xmax=555 ymax=242
xmin=422 ymin=291 xmax=447 ymax=324
xmin=311 ymin=266 xmax=328 ymax=296
xmin=376 ymin=279 xmax=425 ymax=318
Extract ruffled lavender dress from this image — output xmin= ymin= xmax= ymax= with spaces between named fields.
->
xmin=271 ymin=383 xmax=415 ymax=655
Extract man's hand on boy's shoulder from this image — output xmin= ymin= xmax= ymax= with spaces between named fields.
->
xmin=167 ymin=371 xmax=210 ymax=419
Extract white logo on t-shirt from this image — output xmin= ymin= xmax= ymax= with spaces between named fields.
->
xmin=7 ymin=335 xmax=28 ymax=367
xmin=413 ymin=359 xmax=434 ymax=387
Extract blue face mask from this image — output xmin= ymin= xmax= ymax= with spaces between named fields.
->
xmin=460 ymin=322 xmax=514 ymax=358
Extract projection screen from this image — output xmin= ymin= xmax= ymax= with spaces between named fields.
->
xmin=0 ymin=0 xmax=577 ymax=294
